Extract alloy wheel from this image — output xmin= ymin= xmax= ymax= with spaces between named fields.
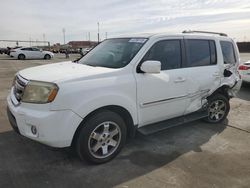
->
xmin=88 ymin=121 xmax=121 ymax=159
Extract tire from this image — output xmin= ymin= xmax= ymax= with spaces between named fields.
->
xmin=203 ymin=93 xmax=230 ymax=123
xmin=18 ymin=54 xmax=25 ymax=60
xmin=75 ymin=110 xmax=127 ymax=164
xmin=44 ymin=54 xmax=51 ymax=60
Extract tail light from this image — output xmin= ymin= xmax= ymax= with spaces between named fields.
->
xmin=238 ymin=65 xmax=249 ymax=70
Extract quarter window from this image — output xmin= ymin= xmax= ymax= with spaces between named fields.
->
xmin=220 ymin=41 xmax=236 ymax=64
xmin=143 ymin=40 xmax=182 ymax=70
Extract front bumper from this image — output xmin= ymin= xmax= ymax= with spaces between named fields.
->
xmin=7 ymin=94 xmax=82 ymax=148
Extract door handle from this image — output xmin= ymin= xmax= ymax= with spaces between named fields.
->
xmin=174 ymin=77 xmax=186 ymax=83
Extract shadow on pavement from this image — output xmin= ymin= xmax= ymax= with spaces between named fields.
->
xmin=0 ymin=121 xmax=226 ymax=188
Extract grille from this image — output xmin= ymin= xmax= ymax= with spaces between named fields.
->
xmin=13 ymin=74 xmax=28 ymax=102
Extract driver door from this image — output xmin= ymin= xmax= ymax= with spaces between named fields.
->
xmin=135 ymin=37 xmax=189 ymax=127
xmin=31 ymin=48 xmax=42 ymax=58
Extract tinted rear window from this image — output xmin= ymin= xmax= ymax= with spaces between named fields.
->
xmin=185 ymin=39 xmax=217 ymax=67
xmin=186 ymin=40 xmax=210 ymax=67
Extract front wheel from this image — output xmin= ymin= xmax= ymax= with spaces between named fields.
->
xmin=44 ymin=54 xmax=51 ymax=60
xmin=204 ymin=94 xmax=230 ymax=123
xmin=75 ymin=110 xmax=127 ymax=164
xmin=18 ymin=54 xmax=25 ymax=60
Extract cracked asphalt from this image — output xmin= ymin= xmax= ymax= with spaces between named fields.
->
xmin=0 ymin=53 xmax=250 ymax=188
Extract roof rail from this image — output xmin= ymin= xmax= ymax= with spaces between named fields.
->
xmin=182 ymin=30 xmax=228 ymax=37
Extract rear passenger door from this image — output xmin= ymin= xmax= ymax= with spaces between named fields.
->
xmin=20 ymin=48 xmax=32 ymax=58
xmin=183 ymin=36 xmax=221 ymax=114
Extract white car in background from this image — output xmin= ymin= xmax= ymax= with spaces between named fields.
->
xmin=239 ymin=61 xmax=250 ymax=83
xmin=10 ymin=47 xmax=54 ymax=60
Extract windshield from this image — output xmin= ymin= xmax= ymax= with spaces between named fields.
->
xmin=78 ymin=38 xmax=147 ymax=68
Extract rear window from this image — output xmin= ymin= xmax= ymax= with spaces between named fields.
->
xmin=185 ymin=39 xmax=217 ymax=67
xmin=220 ymin=41 xmax=236 ymax=64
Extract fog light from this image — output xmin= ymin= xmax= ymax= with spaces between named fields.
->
xmin=31 ymin=126 xmax=37 ymax=135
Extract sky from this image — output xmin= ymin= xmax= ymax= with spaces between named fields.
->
xmin=1 ymin=0 xmax=250 ymax=46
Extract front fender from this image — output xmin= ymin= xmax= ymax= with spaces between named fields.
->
xmin=73 ymin=94 xmax=138 ymax=125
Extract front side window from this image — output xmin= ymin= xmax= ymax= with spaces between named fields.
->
xmin=79 ymin=38 xmax=147 ymax=68
xmin=142 ymin=40 xmax=182 ymax=70
xmin=32 ymin=48 xmax=40 ymax=51
xmin=220 ymin=41 xmax=236 ymax=64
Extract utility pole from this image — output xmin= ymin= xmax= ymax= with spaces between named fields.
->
xmin=88 ymin=32 xmax=90 ymax=42
xmin=97 ymin=22 xmax=100 ymax=43
xmin=62 ymin=28 xmax=66 ymax=44
xmin=105 ymin=32 xmax=107 ymax=39
xmin=43 ymin=33 xmax=45 ymax=46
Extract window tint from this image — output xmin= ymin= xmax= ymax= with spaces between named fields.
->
xmin=79 ymin=38 xmax=147 ymax=68
xmin=21 ymin=48 xmax=32 ymax=51
xmin=210 ymin=41 xmax=217 ymax=64
xmin=143 ymin=40 xmax=181 ymax=70
xmin=32 ymin=48 xmax=40 ymax=51
xmin=220 ymin=41 xmax=236 ymax=64
xmin=186 ymin=40 xmax=211 ymax=67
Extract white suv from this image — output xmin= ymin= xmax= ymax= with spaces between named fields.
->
xmin=7 ymin=31 xmax=242 ymax=163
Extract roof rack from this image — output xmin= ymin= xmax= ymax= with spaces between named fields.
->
xmin=182 ymin=30 xmax=228 ymax=37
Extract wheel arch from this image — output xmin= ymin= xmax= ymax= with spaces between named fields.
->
xmin=71 ymin=105 xmax=136 ymax=147
xmin=210 ymin=84 xmax=231 ymax=100
xmin=18 ymin=53 xmax=25 ymax=59
xmin=44 ymin=54 xmax=51 ymax=59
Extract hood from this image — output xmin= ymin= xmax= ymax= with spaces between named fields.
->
xmin=19 ymin=62 xmax=117 ymax=83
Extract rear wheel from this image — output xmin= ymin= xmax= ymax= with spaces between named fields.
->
xmin=18 ymin=54 xmax=25 ymax=60
xmin=44 ymin=54 xmax=51 ymax=60
xmin=75 ymin=110 xmax=127 ymax=164
xmin=204 ymin=94 xmax=230 ymax=123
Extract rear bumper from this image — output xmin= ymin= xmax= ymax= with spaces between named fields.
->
xmin=242 ymin=75 xmax=250 ymax=83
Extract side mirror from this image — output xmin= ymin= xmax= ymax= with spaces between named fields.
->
xmin=140 ymin=60 xmax=161 ymax=74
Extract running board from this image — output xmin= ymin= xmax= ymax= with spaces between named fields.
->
xmin=137 ymin=110 xmax=208 ymax=135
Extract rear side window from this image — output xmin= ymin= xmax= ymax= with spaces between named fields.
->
xmin=21 ymin=48 xmax=32 ymax=51
xmin=220 ymin=41 xmax=236 ymax=64
xmin=185 ymin=39 xmax=216 ymax=67
xmin=143 ymin=40 xmax=182 ymax=70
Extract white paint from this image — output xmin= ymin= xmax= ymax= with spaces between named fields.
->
xmin=7 ymin=33 xmax=241 ymax=147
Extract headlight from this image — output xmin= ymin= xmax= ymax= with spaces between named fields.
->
xmin=22 ymin=81 xmax=59 ymax=104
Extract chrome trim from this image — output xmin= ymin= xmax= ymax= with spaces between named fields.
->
xmin=141 ymin=94 xmax=187 ymax=107
xmin=141 ymin=89 xmax=210 ymax=108
xmin=12 ymin=74 xmax=29 ymax=104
